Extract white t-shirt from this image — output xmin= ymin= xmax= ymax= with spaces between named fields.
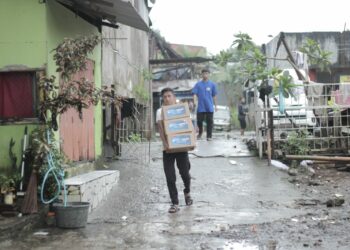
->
xmin=156 ymin=108 xmax=162 ymax=122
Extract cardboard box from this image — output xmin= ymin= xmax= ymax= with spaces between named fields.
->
xmin=166 ymin=132 xmax=196 ymax=153
xmin=163 ymin=117 xmax=194 ymax=135
xmin=162 ymin=103 xmax=190 ymax=120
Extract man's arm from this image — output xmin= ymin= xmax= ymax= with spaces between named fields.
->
xmin=193 ymin=94 xmax=198 ymax=111
xmin=157 ymin=121 xmax=168 ymax=150
xmin=213 ymin=95 xmax=218 ymax=112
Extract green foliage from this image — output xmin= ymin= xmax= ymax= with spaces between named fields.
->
xmin=0 ymin=173 xmax=21 ymax=192
xmin=9 ymin=138 xmax=17 ymax=170
xmin=53 ymin=35 xmax=100 ymax=81
xmin=40 ymin=35 xmax=121 ymax=129
xmin=128 ymin=133 xmax=142 ymax=143
xmin=28 ymin=126 xmax=67 ymax=199
xmin=0 ymin=139 xmax=21 ymax=192
xmin=281 ymin=130 xmax=310 ymax=155
xmin=215 ymin=50 xmax=234 ymax=67
xmin=231 ymin=32 xmax=254 ymax=51
xmin=299 ymin=38 xmax=332 ymax=72
xmin=272 ymin=73 xmax=297 ymax=98
xmin=27 ymin=125 xmax=66 ymax=170
xmin=133 ymin=69 xmax=152 ymax=102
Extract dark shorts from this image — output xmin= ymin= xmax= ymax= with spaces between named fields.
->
xmin=239 ymin=118 xmax=246 ymax=129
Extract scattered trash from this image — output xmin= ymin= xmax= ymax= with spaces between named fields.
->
xmin=300 ymin=160 xmax=316 ymax=175
xmin=288 ymin=168 xmax=298 ymax=176
xmin=222 ymin=240 xmax=259 ymax=250
xmin=121 ymin=216 xmax=128 ymax=221
xmin=307 ymin=180 xmax=321 ymax=186
xmin=33 ymin=231 xmax=49 ymax=236
xmin=300 ymin=160 xmax=313 ymax=168
xmin=194 ymin=217 xmax=205 ymax=222
xmin=215 ymin=224 xmax=227 ymax=232
xmin=311 ymin=216 xmax=328 ymax=221
xmin=291 ymin=218 xmax=299 ymax=222
xmin=271 ymin=160 xmax=289 ymax=171
xmin=150 ymin=187 xmax=160 ymax=193
xmin=326 ymin=194 xmax=345 ymax=207
xmin=229 ymin=160 xmax=237 ymax=165
xmin=295 ymin=199 xmax=320 ymax=206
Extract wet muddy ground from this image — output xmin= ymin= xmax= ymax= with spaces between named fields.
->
xmin=1 ymin=134 xmax=350 ymax=249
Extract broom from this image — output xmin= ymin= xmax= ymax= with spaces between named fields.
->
xmin=21 ymin=169 xmax=38 ymax=214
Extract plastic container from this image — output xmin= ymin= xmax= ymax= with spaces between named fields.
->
xmin=53 ymin=202 xmax=90 ymax=229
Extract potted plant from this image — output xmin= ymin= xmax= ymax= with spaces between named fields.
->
xmin=0 ymin=173 xmax=20 ymax=205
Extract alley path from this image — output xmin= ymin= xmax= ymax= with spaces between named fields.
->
xmin=1 ymin=134 xmax=349 ymax=249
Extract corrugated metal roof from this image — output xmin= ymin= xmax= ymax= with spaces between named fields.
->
xmin=56 ymin=0 xmax=149 ymax=31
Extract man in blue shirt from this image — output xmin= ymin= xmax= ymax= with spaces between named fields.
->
xmin=192 ymin=68 xmax=218 ymax=140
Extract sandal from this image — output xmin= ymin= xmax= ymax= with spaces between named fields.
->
xmin=168 ymin=204 xmax=179 ymax=213
xmin=184 ymin=192 xmax=193 ymax=206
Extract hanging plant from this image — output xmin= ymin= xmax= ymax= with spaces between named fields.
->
xmin=53 ymin=35 xmax=100 ymax=82
xmin=39 ymin=35 xmax=122 ymax=130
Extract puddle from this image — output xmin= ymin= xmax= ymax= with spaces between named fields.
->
xmin=222 ymin=240 xmax=259 ymax=250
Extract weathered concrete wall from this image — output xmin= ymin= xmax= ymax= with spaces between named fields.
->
xmin=265 ymin=32 xmax=340 ymax=70
xmin=102 ymin=0 xmax=150 ymax=100
xmin=102 ymin=0 xmax=150 ymax=137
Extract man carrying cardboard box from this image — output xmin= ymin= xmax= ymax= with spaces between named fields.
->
xmin=156 ymin=87 xmax=194 ymax=213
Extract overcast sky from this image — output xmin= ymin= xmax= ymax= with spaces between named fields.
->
xmin=149 ymin=0 xmax=350 ymax=55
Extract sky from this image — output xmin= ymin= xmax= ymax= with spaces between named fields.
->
xmin=149 ymin=0 xmax=350 ymax=55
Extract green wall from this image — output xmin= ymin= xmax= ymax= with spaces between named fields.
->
xmin=0 ymin=0 xmax=46 ymax=169
xmin=0 ymin=0 xmax=103 ymax=168
xmin=0 ymin=0 xmax=46 ymax=68
xmin=46 ymin=0 xmax=103 ymax=158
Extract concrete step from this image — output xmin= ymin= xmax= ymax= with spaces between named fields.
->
xmin=61 ymin=170 xmax=119 ymax=212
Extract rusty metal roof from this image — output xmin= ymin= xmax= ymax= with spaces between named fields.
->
xmin=56 ymin=0 xmax=149 ymax=31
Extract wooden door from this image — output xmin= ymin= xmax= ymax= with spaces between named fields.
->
xmin=59 ymin=60 xmax=95 ymax=161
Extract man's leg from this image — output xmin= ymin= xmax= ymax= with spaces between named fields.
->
xmin=175 ymin=152 xmax=191 ymax=194
xmin=163 ymin=151 xmax=179 ymax=205
xmin=196 ymin=112 xmax=204 ymax=139
xmin=176 ymin=152 xmax=193 ymax=205
xmin=206 ymin=112 xmax=214 ymax=139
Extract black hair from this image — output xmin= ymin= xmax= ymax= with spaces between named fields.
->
xmin=201 ymin=68 xmax=210 ymax=73
xmin=161 ymin=87 xmax=174 ymax=96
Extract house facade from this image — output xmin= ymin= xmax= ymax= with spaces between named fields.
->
xmin=0 ymin=0 xmax=150 ymax=169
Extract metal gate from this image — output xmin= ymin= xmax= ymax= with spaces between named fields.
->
xmin=104 ymin=97 xmax=151 ymax=164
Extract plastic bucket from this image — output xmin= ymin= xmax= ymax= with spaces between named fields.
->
xmin=53 ymin=202 xmax=90 ymax=229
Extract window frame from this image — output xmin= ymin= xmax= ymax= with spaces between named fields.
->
xmin=0 ymin=69 xmax=44 ymax=125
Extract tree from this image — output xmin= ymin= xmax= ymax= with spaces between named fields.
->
xmin=299 ymin=38 xmax=332 ymax=73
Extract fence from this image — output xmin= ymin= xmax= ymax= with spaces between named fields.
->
xmin=103 ymin=99 xmax=151 ymax=165
xmin=253 ymin=82 xmax=350 ymax=157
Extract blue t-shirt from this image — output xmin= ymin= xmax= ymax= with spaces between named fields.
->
xmin=192 ymin=80 xmax=217 ymax=112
